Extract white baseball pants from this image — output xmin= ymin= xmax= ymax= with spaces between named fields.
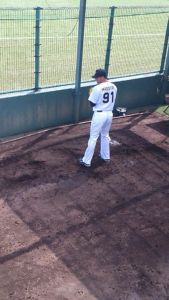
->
xmin=82 ymin=111 xmax=113 ymax=165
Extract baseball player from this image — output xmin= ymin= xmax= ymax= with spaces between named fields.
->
xmin=79 ymin=68 xmax=117 ymax=167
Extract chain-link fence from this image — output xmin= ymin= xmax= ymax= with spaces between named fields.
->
xmin=0 ymin=9 xmax=34 ymax=92
xmin=40 ymin=8 xmax=79 ymax=87
xmin=109 ymin=7 xmax=169 ymax=78
xmin=0 ymin=6 xmax=169 ymax=94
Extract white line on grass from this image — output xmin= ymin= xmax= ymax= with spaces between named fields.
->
xmin=0 ymin=33 xmax=164 ymax=40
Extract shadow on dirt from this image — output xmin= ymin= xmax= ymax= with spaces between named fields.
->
xmin=0 ymin=114 xmax=169 ymax=299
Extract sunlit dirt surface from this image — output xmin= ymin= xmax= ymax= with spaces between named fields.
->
xmin=0 ymin=112 xmax=169 ymax=300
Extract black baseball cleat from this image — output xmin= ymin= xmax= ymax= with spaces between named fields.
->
xmin=98 ymin=155 xmax=110 ymax=163
xmin=79 ymin=158 xmax=91 ymax=168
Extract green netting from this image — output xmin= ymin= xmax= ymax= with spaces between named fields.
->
xmin=115 ymin=6 xmax=169 ymax=17
xmin=81 ymin=7 xmax=110 ymax=82
xmin=0 ymin=9 xmax=34 ymax=93
xmin=109 ymin=7 xmax=169 ymax=78
xmin=0 ymin=6 xmax=169 ymax=93
xmin=40 ymin=8 xmax=79 ymax=87
xmin=81 ymin=6 xmax=169 ymax=81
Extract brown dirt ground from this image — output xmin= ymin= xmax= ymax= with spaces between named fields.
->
xmin=0 ymin=112 xmax=169 ymax=300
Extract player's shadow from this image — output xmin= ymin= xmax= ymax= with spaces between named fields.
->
xmin=1 ymin=116 xmax=169 ymax=299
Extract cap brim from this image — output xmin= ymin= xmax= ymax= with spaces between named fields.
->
xmin=92 ymin=75 xmax=96 ymax=79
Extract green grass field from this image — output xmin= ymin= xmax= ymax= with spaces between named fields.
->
xmin=0 ymin=0 xmax=169 ymax=7
xmin=0 ymin=1 xmax=169 ymax=93
xmin=156 ymin=105 xmax=169 ymax=115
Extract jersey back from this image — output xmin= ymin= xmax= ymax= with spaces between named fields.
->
xmin=88 ymin=81 xmax=117 ymax=111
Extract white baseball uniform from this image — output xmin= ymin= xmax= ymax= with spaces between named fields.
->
xmin=82 ymin=81 xmax=117 ymax=166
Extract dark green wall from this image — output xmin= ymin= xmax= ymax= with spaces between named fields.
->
xmin=0 ymin=74 xmax=164 ymax=138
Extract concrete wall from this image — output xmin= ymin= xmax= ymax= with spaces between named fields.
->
xmin=0 ymin=74 xmax=164 ymax=138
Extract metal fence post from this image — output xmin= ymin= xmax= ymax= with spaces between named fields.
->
xmin=34 ymin=7 xmax=42 ymax=91
xmin=105 ymin=6 xmax=116 ymax=76
xmin=160 ymin=47 xmax=169 ymax=100
xmin=160 ymin=19 xmax=169 ymax=74
xmin=74 ymin=0 xmax=87 ymax=123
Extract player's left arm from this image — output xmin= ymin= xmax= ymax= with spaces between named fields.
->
xmin=88 ymin=87 xmax=99 ymax=107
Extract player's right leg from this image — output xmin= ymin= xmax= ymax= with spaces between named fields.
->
xmin=100 ymin=112 xmax=113 ymax=161
xmin=81 ymin=112 xmax=105 ymax=166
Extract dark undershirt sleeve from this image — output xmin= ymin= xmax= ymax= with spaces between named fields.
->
xmin=89 ymin=101 xmax=96 ymax=107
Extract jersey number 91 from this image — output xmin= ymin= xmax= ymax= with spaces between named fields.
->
xmin=103 ymin=92 xmax=114 ymax=104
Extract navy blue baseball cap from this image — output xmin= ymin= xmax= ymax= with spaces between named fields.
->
xmin=92 ymin=68 xmax=107 ymax=79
